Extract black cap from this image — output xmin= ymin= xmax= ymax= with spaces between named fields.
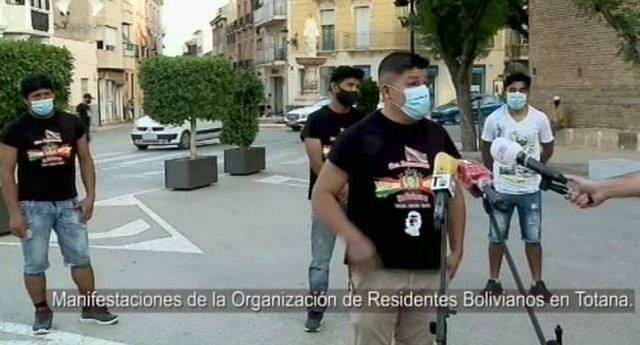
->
xmin=20 ymin=74 xmax=55 ymax=98
xmin=330 ymin=66 xmax=365 ymax=84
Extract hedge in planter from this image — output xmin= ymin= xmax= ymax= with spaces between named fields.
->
xmin=139 ymin=56 xmax=235 ymax=189
xmin=355 ymin=77 xmax=380 ymax=115
xmin=0 ymin=40 xmax=73 ymax=129
xmin=221 ymin=69 xmax=265 ymax=176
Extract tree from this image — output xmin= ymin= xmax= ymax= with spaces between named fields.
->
xmin=138 ymin=56 xmax=235 ymax=159
xmin=0 ymin=40 xmax=73 ymax=129
xmin=221 ymin=69 xmax=264 ymax=150
xmin=571 ymin=0 xmax=640 ymax=70
xmin=412 ymin=0 xmax=512 ymax=151
xmin=355 ymin=77 xmax=381 ymax=115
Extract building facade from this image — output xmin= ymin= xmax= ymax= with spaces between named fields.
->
xmin=254 ymin=0 xmax=287 ymax=115
xmin=1 ymin=0 xmax=53 ymax=43
xmin=529 ymin=0 xmax=640 ymax=130
xmin=286 ymin=0 xmax=508 ymax=109
xmin=210 ymin=0 xmax=237 ymax=59
xmin=226 ymin=0 xmax=258 ymax=69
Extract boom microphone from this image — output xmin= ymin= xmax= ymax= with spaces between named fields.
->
xmin=490 ymin=137 xmax=567 ymax=184
xmin=457 ymin=160 xmax=508 ymax=212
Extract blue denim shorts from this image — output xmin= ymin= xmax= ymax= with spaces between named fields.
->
xmin=20 ymin=199 xmax=91 ymax=275
xmin=488 ymin=191 xmax=542 ymax=244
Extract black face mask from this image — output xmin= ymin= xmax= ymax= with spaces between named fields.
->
xmin=336 ymin=89 xmax=359 ymax=107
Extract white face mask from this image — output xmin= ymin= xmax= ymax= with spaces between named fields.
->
xmin=506 ymin=92 xmax=527 ymax=111
xmin=389 ymin=85 xmax=432 ymax=120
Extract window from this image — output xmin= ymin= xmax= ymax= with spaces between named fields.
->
xmin=81 ymin=78 xmax=89 ymax=96
xmin=299 ymin=68 xmax=306 ymax=93
xmin=320 ymin=10 xmax=335 ymax=51
xmin=472 ymin=65 xmax=486 ymax=94
xmin=353 ymin=65 xmax=371 ymax=79
xmin=30 ymin=0 xmax=49 ymax=10
xmin=122 ymin=23 xmax=131 ymax=40
xmin=319 ymin=66 xmax=335 ymax=96
xmin=354 ymin=7 xmax=370 ymax=49
xmin=6 ymin=1 xmax=26 ymax=5
xmin=96 ymin=26 xmax=118 ymax=51
xmin=427 ymin=66 xmax=438 ymax=110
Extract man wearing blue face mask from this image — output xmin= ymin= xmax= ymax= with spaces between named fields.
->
xmin=0 ymin=75 xmax=118 ymax=335
xmin=312 ymin=52 xmax=466 ymax=345
xmin=480 ymin=72 xmax=555 ymax=301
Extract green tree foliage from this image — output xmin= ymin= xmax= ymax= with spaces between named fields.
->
xmin=221 ymin=69 xmax=264 ymax=150
xmin=138 ymin=56 xmax=235 ymax=158
xmin=412 ymin=0 xmax=512 ymax=151
xmin=0 ymin=40 xmax=73 ymax=129
xmin=571 ymin=0 xmax=640 ymax=69
xmin=356 ymin=77 xmax=380 ymax=115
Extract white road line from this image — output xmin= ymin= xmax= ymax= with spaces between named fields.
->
xmin=99 ymin=153 xmax=188 ymax=170
xmin=89 ymin=219 xmax=151 ymax=239
xmin=93 ymin=152 xmax=127 ymax=159
xmin=0 ymin=321 xmax=131 ymax=345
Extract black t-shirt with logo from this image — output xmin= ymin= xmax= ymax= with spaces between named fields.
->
xmin=329 ymin=111 xmax=461 ymax=269
xmin=2 ymin=111 xmax=87 ymax=201
xmin=301 ymin=105 xmax=366 ymax=199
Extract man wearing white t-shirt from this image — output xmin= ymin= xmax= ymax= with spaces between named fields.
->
xmin=480 ymin=73 xmax=555 ymax=300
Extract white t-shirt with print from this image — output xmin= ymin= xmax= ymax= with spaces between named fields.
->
xmin=481 ymin=105 xmax=554 ymax=194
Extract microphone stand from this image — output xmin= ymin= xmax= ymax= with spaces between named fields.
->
xmin=430 ymin=190 xmax=455 ymax=345
xmin=481 ymin=188 xmax=564 ymax=345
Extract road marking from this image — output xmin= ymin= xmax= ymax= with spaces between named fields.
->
xmin=88 ymin=219 xmax=150 ymax=239
xmin=93 ymin=152 xmax=127 ymax=159
xmin=0 ymin=321 xmax=131 ymax=345
xmin=255 ymin=174 xmax=308 ymax=189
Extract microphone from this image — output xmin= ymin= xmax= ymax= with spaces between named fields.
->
xmin=431 ymin=152 xmax=459 ymax=197
xmin=490 ymin=137 xmax=567 ymax=184
xmin=431 ymin=152 xmax=458 ymax=228
xmin=457 ymin=160 xmax=508 ymax=212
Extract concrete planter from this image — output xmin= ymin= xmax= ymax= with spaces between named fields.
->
xmin=224 ymin=147 xmax=266 ymax=176
xmin=164 ymin=156 xmax=218 ymax=190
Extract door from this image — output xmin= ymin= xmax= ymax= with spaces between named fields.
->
xmin=355 ymin=7 xmax=370 ymax=49
xmin=273 ymin=77 xmax=284 ymax=115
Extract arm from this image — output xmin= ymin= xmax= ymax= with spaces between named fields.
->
xmin=447 ymin=181 xmax=466 ymax=279
xmin=76 ymin=134 xmax=96 ymax=222
xmin=1 ymin=144 xmax=27 ymax=238
xmin=540 ymin=142 xmax=554 ymax=164
xmin=599 ymin=173 xmax=640 ymax=199
xmin=481 ymin=140 xmax=493 ymax=171
xmin=304 ymin=138 xmax=324 ymax=176
xmin=480 ymin=116 xmax=495 ymax=170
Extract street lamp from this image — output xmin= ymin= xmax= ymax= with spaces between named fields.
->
xmin=394 ymin=0 xmax=415 ymax=53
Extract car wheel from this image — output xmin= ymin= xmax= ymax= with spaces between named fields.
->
xmin=136 ymin=145 xmax=148 ymax=150
xmin=178 ymin=131 xmax=191 ymax=149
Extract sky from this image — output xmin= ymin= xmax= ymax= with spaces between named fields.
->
xmin=162 ymin=0 xmax=227 ymax=56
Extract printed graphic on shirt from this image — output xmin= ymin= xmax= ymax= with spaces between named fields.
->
xmin=404 ymin=211 xmax=422 ymax=237
xmin=374 ymin=146 xmax=433 ymax=209
xmin=27 ymin=130 xmax=72 ymax=167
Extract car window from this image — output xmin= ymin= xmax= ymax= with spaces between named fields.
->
xmin=483 ymin=95 xmax=503 ymax=104
xmin=313 ymin=99 xmax=330 ymax=107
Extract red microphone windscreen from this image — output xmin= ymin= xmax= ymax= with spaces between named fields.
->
xmin=457 ymin=160 xmax=493 ymax=198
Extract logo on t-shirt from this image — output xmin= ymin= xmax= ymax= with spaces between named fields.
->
xmin=27 ymin=130 xmax=72 ymax=167
xmin=374 ymin=146 xmax=433 ymax=209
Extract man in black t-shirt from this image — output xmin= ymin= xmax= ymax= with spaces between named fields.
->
xmin=1 ymin=75 xmax=118 ymax=335
xmin=312 ymin=53 xmax=467 ymax=345
xmin=75 ymin=93 xmax=93 ymax=142
xmin=300 ymin=66 xmax=365 ymax=332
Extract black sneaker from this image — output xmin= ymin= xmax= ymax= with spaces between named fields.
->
xmin=304 ymin=311 xmax=324 ymax=333
xmin=80 ymin=307 xmax=119 ymax=325
xmin=529 ymin=281 xmax=553 ymax=303
xmin=33 ymin=307 xmax=53 ymax=335
xmin=481 ymin=279 xmax=504 ymax=296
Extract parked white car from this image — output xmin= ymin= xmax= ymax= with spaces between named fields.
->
xmin=285 ymin=98 xmax=330 ymax=131
xmin=130 ymin=115 xmax=223 ymax=150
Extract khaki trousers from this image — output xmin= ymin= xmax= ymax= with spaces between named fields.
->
xmin=350 ymin=267 xmax=440 ymax=345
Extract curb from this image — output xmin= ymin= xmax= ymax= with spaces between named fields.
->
xmin=259 ymin=123 xmax=287 ymax=128
xmin=92 ymin=123 xmax=133 ymax=132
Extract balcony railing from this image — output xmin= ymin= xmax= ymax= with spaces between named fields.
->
xmin=506 ymin=44 xmax=529 ymax=60
xmin=255 ymin=45 xmax=286 ymax=64
xmin=30 ymin=10 xmax=49 ymax=32
xmin=337 ymin=31 xmax=412 ymax=52
xmin=254 ymin=0 xmax=286 ymax=27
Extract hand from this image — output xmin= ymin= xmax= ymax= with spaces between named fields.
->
xmin=446 ymin=252 xmax=463 ymax=280
xmin=346 ymin=234 xmax=378 ymax=275
xmin=78 ymin=197 xmax=95 ymax=223
xmin=566 ymin=175 xmax=598 ymax=194
xmin=566 ymin=176 xmax=605 ymax=208
xmin=9 ymin=213 xmax=27 ymax=239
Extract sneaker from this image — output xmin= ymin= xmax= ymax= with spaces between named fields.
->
xmin=529 ymin=280 xmax=553 ymax=303
xmin=304 ymin=311 xmax=324 ymax=333
xmin=480 ymin=279 xmax=504 ymax=296
xmin=32 ymin=307 xmax=53 ymax=335
xmin=80 ymin=307 xmax=119 ymax=325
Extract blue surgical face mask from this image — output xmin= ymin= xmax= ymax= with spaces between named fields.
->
xmin=30 ymin=98 xmax=55 ymax=117
xmin=392 ymin=85 xmax=431 ymax=120
xmin=506 ymin=92 xmax=527 ymax=111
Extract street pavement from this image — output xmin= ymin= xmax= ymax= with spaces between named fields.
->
xmin=0 ymin=125 xmax=639 ymax=345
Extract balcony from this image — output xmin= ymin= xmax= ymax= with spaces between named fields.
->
xmin=254 ymin=0 xmax=286 ymax=28
xmin=506 ymin=44 xmax=529 ymax=61
xmin=255 ymin=45 xmax=286 ymax=65
xmin=337 ymin=31 xmax=411 ymax=52
xmin=4 ymin=2 xmax=52 ymax=37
